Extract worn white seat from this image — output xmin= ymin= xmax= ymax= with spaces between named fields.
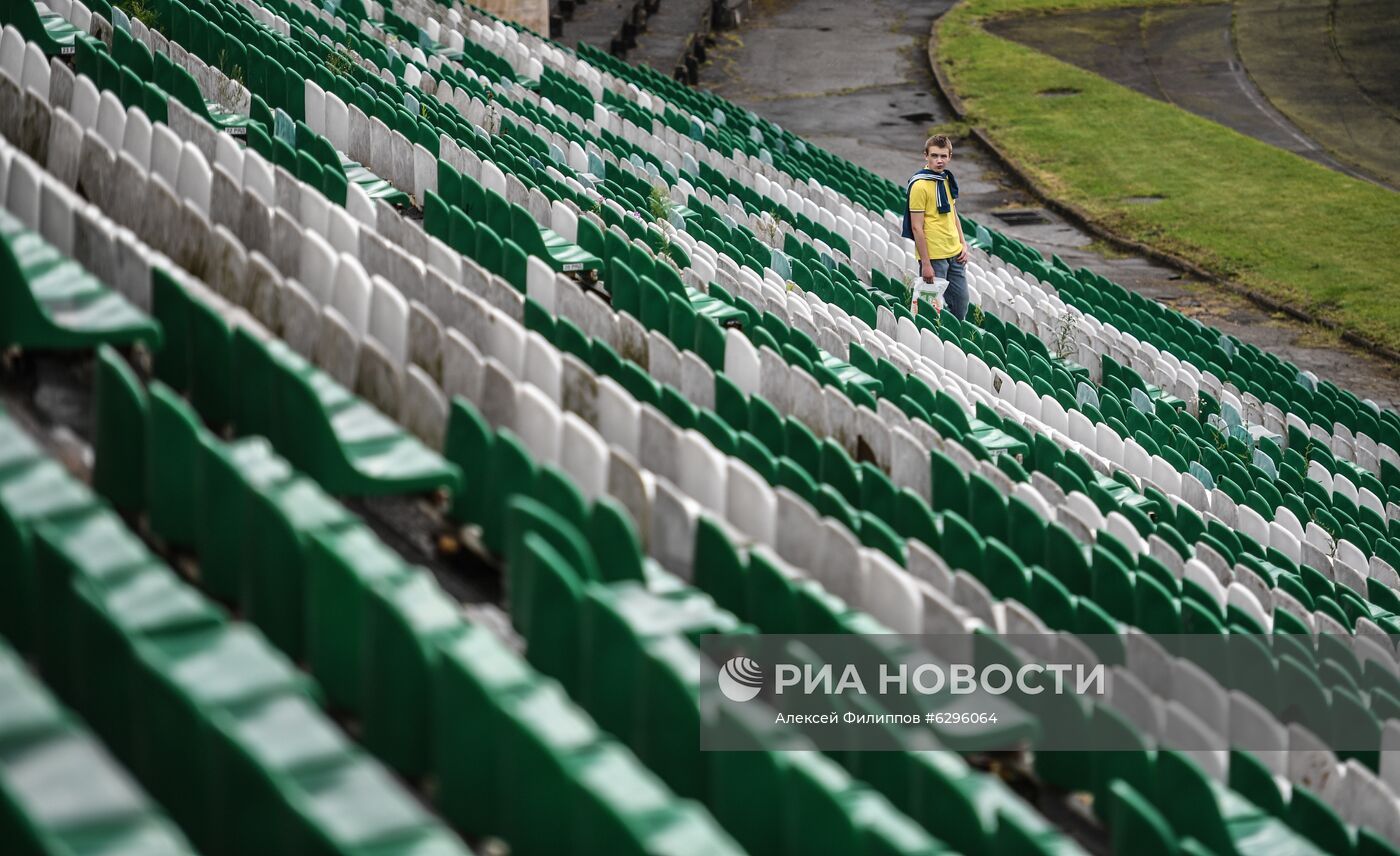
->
xmin=1039 ymin=395 xmax=1068 ymax=437
xmin=20 ymin=42 xmax=48 ymax=98
xmin=212 ymin=129 xmax=243 ymax=180
xmin=326 ymin=253 xmax=371 ymax=334
xmin=522 ymin=330 xmax=562 ymax=403
xmin=174 ymin=142 xmax=211 ymax=211
xmin=67 ymin=72 xmax=100 ymax=131
xmin=722 ymin=327 xmax=761 ymax=397
xmin=303 ymin=79 xmax=326 ymax=137
xmin=149 ymin=123 xmax=182 ymax=188
xmin=725 ymin=457 xmax=775 ymax=545
xmin=37 ymin=180 xmax=73 ymax=256
xmin=324 ymin=92 xmax=349 ymax=152
xmin=0 ymin=26 xmax=25 ymax=83
xmin=480 ymin=158 xmax=507 ymax=197
xmin=241 ymin=150 xmax=275 ymax=205
xmin=862 ymin=550 xmax=921 ymax=634
xmin=369 ymin=275 xmax=409 ymax=366
xmin=297 ymin=231 xmax=338 ymax=305
xmin=514 ymin=383 xmax=562 ymax=466
xmin=677 ymin=430 xmax=726 ymax=513
xmin=522 ymin=254 xmax=556 ymax=313
xmin=68 ymin=0 xmax=90 ymax=32
xmin=4 ymin=152 xmax=40 ymax=229
xmin=94 ymin=90 xmax=126 ymax=151
xmin=325 ymin=204 xmax=359 ymax=256
xmin=595 ymin=376 xmax=641 ymax=459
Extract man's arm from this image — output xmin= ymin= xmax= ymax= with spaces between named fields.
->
xmin=910 ymin=211 xmax=934 ymax=282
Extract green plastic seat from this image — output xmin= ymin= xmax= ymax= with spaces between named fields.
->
xmin=0 ymin=642 xmax=198 ymax=856
xmin=4 ymin=0 xmax=82 ymax=55
xmin=1159 ymin=750 xmax=1330 ymax=856
xmin=30 ymin=508 xmax=157 ymax=697
xmin=0 ymin=453 xmax=99 ymax=649
xmin=234 ymin=331 xmax=460 ymax=497
xmin=510 ymin=204 xmax=602 ymax=273
xmin=92 ymin=346 xmax=150 ymax=516
xmin=0 ymin=209 xmax=160 ymax=350
xmin=339 ymin=153 xmax=409 ymax=204
xmin=127 ymin=623 xmax=316 ymax=839
xmin=361 ymin=569 xmax=466 ymax=778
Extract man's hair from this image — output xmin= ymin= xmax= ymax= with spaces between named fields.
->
xmin=924 ymin=134 xmax=953 ymax=154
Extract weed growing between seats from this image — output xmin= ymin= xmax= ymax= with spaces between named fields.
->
xmin=936 ymin=0 xmax=1400 ymax=350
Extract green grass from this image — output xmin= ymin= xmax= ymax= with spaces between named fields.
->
xmin=936 ymin=0 xmax=1400 ymax=350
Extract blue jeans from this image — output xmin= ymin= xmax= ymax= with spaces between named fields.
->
xmin=930 ymin=256 xmax=969 ymax=321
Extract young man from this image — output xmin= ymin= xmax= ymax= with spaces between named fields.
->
xmin=903 ymin=134 xmax=970 ymax=320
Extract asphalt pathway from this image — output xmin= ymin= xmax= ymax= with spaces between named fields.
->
xmin=988 ymin=3 xmax=1394 ymax=189
xmin=697 ymin=0 xmax=1400 ymax=408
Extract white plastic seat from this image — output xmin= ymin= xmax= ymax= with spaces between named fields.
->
xmin=522 ymin=331 xmax=562 ymax=403
xmin=1090 ymin=422 xmax=1123 ymax=467
xmin=212 ymin=130 xmax=243 ymax=179
xmin=1150 ymin=454 xmax=1181 ymax=496
xmin=325 ymin=204 xmax=359 ymax=257
xmin=678 ymin=430 xmax=726 ymax=513
xmin=324 ymin=92 xmax=349 ymax=152
xmin=20 ymin=43 xmax=49 ymax=99
xmin=38 ymin=181 xmax=73 ymax=256
xmin=304 ymin=79 xmax=326 ymax=136
xmin=69 ymin=0 xmax=90 ymax=32
xmin=241 ymin=150 xmax=275 ymax=205
xmin=862 ymin=551 xmax=921 ymax=634
xmin=369 ymin=275 xmax=409 ymax=366
xmin=95 ymin=91 xmax=126 ymax=152
xmin=1122 ymin=439 xmax=1152 ymax=479
xmin=567 ymin=140 xmax=588 ymax=175
xmin=525 ymin=256 xmax=556 ymax=313
xmin=68 ymin=73 xmax=100 ymax=131
xmin=480 ymin=158 xmax=507 ymax=196
xmin=120 ymin=107 xmax=153 ymax=172
xmin=1066 ymin=409 xmax=1095 ymax=448
xmin=515 ymin=384 xmax=562 ymax=466
xmin=723 ymin=328 xmax=761 ymax=397
xmin=1039 ymin=395 xmax=1069 ymax=437
xmin=296 ymin=231 xmax=337 ymax=306
xmin=322 ymin=254 xmax=370 ymax=336
xmin=149 ymin=123 xmax=182 ymax=188
xmin=174 ymin=142 xmax=210 ymax=211
xmin=4 ymin=153 xmax=41 ymax=229
xmin=595 ymin=376 xmax=640 ymax=459
xmin=549 ymin=199 xmax=578 ymax=243
xmin=0 ymin=26 xmax=25 ymax=83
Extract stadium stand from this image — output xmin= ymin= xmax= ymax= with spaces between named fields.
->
xmin=2 ymin=0 xmax=1400 ymax=852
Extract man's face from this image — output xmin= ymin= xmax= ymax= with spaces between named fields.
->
xmin=925 ymin=146 xmax=952 ymax=171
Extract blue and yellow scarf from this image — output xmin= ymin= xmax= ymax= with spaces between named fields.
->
xmin=901 ymin=169 xmax=958 ymax=239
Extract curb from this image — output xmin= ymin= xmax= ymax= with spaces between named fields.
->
xmin=924 ymin=5 xmax=1400 ymax=367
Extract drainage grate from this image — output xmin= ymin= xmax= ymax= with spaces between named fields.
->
xmin=990 ymin=208 xmax=1051 ymax=226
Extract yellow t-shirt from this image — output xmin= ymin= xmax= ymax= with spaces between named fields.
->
xmin=908 ymin=178 xmax=962 ymax=260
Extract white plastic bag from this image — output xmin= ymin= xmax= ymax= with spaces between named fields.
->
xmin=910 ymin=275 xmax=949 ymax=313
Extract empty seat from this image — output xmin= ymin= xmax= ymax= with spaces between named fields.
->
xmin=0 ymin=205 xmax=160 ymax=351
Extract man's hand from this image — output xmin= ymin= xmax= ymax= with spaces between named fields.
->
xmin=956 ymin=243 xmax=969 ymax=264
xmin=921 ymin=260 xmax=935 ymax=283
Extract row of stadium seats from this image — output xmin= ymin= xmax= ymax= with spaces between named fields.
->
xmin=0 ymin=401 xmax=472 ymax=855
